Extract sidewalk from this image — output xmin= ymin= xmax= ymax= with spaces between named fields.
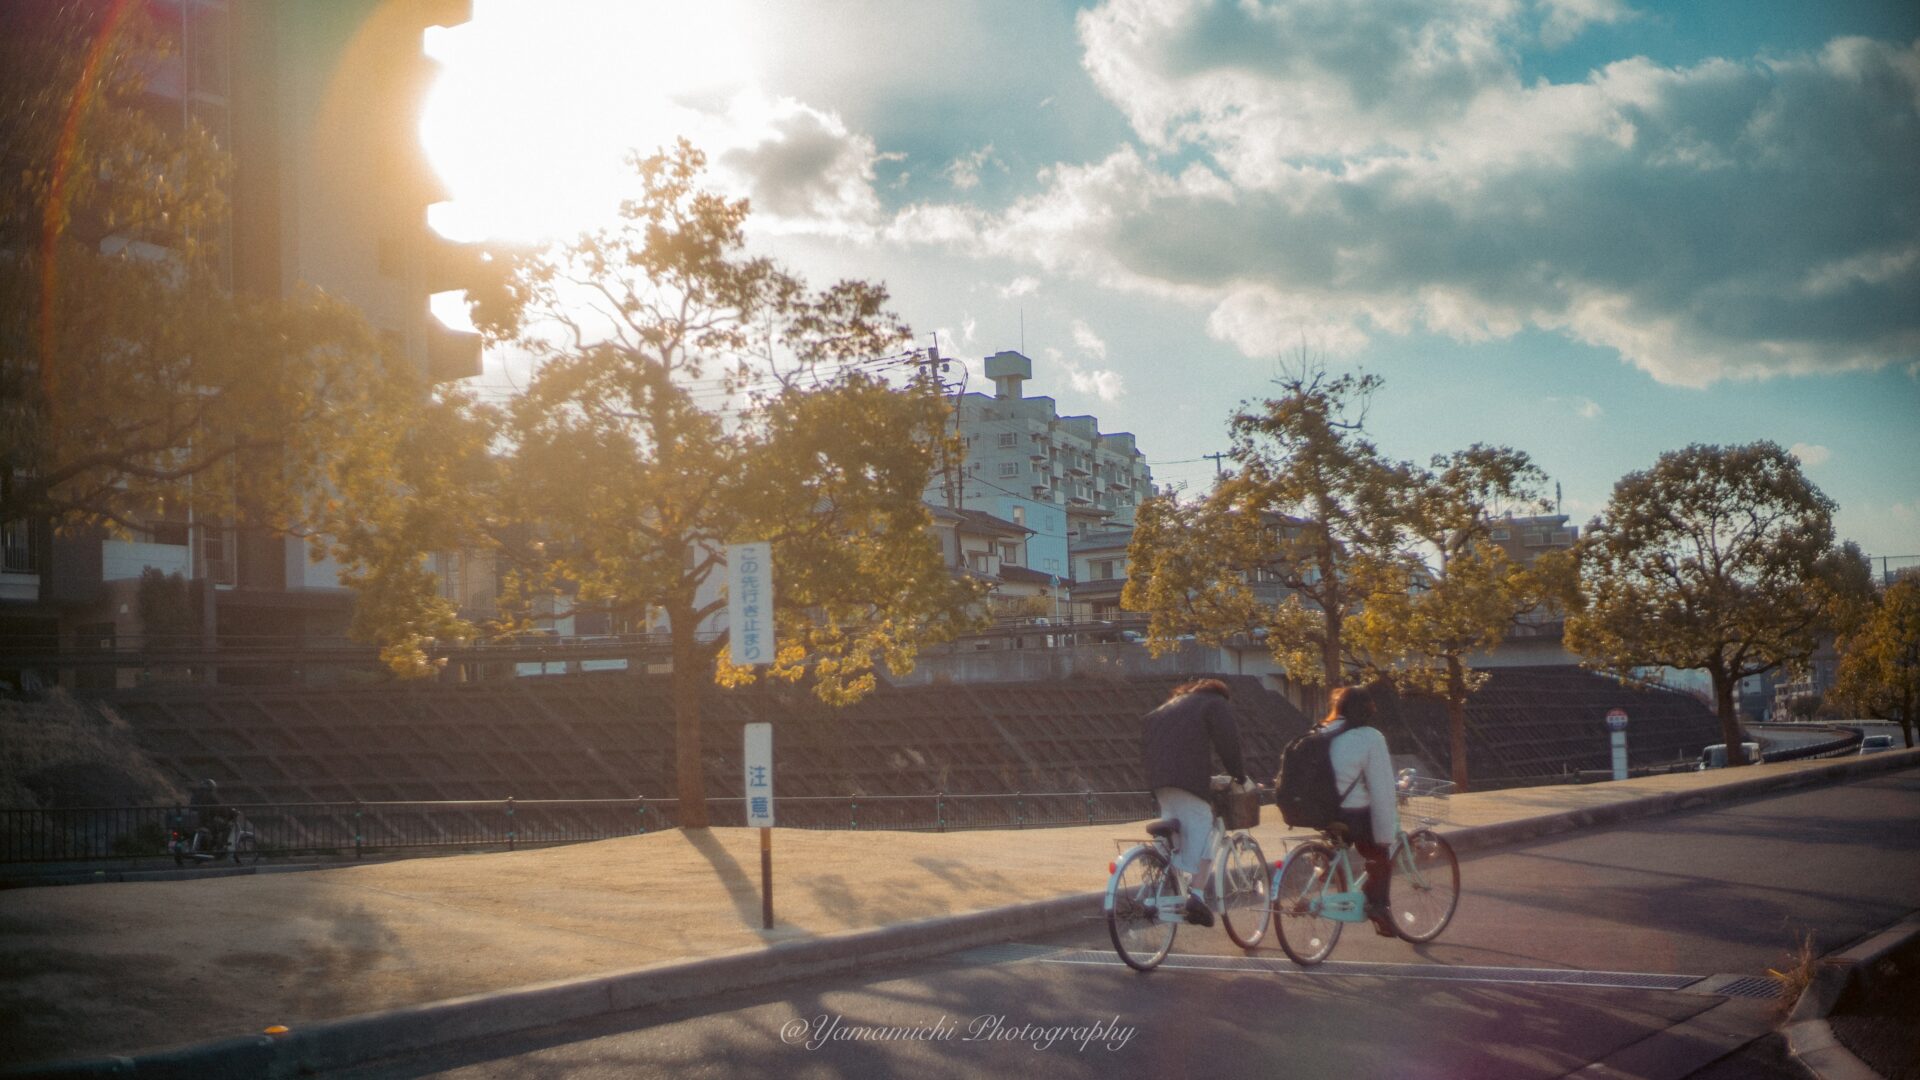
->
xmin=3 ymin=749 xmax=1916 ymax=1076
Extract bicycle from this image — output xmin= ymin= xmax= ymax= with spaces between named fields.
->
xmin=1105 ymin=781 xmax=1271 ymax=972
xmin=1269 ymin=770 xmax=1460 ymax=966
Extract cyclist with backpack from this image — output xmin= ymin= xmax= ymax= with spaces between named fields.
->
xmin=1142 ymin=678 xmax=1249 ymax=927
xmin=1275 ymin=682 xmax=1400 ymax=936
xmin=1326 ymin=683 xmax=1400 ymax=935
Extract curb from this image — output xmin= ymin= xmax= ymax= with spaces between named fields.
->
xmin=9 ymin=752 xmax=1916 ymax=1079
xmin=1782 ymin=911 xmax=1920 ymax=1080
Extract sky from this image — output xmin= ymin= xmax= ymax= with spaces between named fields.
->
xmin=419 ymin=0 xmax=1920 ymax=564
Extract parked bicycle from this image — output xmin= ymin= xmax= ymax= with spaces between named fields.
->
xmin=1105 ymin=778 xmax=1271 ymax=971
xmin=1270 ymin=770 xmax=1459 ymax=965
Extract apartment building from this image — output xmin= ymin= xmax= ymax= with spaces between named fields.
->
xmin=2 ymin=0 xmax=478 ymax=687
xmin=1487 ymin=514 xmax=1579 ymax=568
xmin=928 ymin=350 xmax=1153 ymax=586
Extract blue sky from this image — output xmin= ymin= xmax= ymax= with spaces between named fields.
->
xmin=424 ymin=0 xmax=1920 ymax=560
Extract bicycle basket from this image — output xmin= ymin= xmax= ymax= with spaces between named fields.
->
xmin=1395 ymin=775 xmax=1455 ymax=823
xmin=1210 ymin=781 xmax=1261 ymax=830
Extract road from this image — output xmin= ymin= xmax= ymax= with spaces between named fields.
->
xmin=330 ymin=768 xmax=1920 ymax=1080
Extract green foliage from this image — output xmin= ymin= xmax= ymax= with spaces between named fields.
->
xmin=1351 ymin=445 xmax=1557 ymax=789
xmin=461 ymin=141 xmax=983 ymax=822
xmin=1832 ymin=577 xmax=1920 ymax=745
xmin=1126 ymin=363 xmax=1412 ymax=686
xmin=1565 ymin=441 xmax=1843 ymax=764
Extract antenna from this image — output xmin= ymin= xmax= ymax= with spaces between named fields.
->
xmin=1555 ymin=482 xmax=1562 ymax=516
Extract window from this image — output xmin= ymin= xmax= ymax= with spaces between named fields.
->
xmin=1031 ymin=462 xmax=1045 ymax=474
xmin=998 ymin=432 xmax=1017 ymax=449
xmin=1011 ymin=506 xmax=1025 ymax=526
xmin=1000 ymin=543 xmax=1019 ymax=565
xmin=1094 ymin=559 xmax=1116 ymax=581
xmin=970 ymin=552 xmax=990 ymax=572
xmin=998 ymin=462 xmax=1018 ymax=477
xmin=1490 ymin=528 xmax=1510 ymax=540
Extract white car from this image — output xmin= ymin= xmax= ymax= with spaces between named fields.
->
xmin=1697 ymin=742 xmax=1762 ymax=770
xmin=1859 ymin=734 xmax=1896 ymax=755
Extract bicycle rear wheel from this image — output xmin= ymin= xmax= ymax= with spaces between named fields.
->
xmin=1220 ymin=834 xmax=1270 ymax=950
xmin=232 ymin=834 xmax=260 ymax=866
xmin=1387 ymin=829 xmax=1459 ymax=942
xmin=1107 ymin=845 xmax=1178 ymax=971
xmin=1273 ymin=841 xmax=1341 ymax=966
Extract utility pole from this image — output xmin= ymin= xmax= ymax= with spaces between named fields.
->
xmin=1205 ymin=451 xmax=1230 ymax=478
xmin=915 ymin=339 xmax=964 ymax=509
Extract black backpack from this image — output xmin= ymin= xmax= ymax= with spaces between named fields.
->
xmin=1272 ymin=728 xmax=1358 ymax=829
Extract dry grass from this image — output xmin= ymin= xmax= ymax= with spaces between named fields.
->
xmin=1766 ymin=929 xmax=1821 ymax=1022
xmin=0 ymin=691 xmax=182 ymax=808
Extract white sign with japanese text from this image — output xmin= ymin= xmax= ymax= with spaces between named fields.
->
xmin=744 ymin=722 xmax=774 ymax=827
xmin=728 ymin=542 xmax=774 ymax=667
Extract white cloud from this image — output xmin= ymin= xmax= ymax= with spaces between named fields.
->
xmin=1000 ymin=276 xmax=1041 ymax=298
xmin=1070 ymin=319 xmax=1109 ymax=360
xmin=717 ymin=96 xmax=887 ymax=236
xmin=1537 ymin=0 xmax=1637 ymax=49
xmin=1790 ymin=442 xmax=1832 ymax=467
xmin=889 ymin=3 xmax=1920 ymax=386
xmin=1042 ymin=337 xmax=1128 ymax=402
xmin=945 ymin=144 xmax=1002 ymax=191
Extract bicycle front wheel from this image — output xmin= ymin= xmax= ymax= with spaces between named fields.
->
xmin=1273 ymin=841 xmax=1341 ymax=966
xmin=1220 ymin=834 xmax=1270 ymax=950
xmin=232 ymin=834 xmax=260 ymax=866
xmin=1388 ymin=829 xmax=1459 ymax=942
xmin=1107 ymin=845 xmax=1178 ymax=971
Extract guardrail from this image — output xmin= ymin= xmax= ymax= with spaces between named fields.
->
xmin=0 ymin=790 xmax=1164 ymax=864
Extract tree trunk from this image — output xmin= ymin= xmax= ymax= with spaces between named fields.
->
xmin=1446 ymin=656 xmax=1470 ymax=793
xmin=1711 ymin=664 xmax=1745 ymax=766
xmin=670 ymin=605 xmax=709 ymax=829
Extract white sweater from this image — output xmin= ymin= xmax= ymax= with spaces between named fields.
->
xmin=1326 ymin=721 xmax=1399 ymax=841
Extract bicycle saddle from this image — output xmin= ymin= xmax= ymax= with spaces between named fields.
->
xmin=1325 ymin=821 xmax=1352 ymax=844
xmin=1145 ymin=818 xmax=1181 ymax=841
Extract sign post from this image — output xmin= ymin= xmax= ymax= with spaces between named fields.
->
xmin=1606 ymin=709 xmax=1629 ymax=782
xmin=730 ymin=543 xmax=776 ymax=929
xmin=744 ymin=721 xmax=774 ymax=929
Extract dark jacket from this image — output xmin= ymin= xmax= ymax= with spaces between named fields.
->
xmin=1143 ymin=692 xmax=1247 ymax=800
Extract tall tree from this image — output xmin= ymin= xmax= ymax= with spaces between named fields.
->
xmin=1832 ymin=576 xmax=1920 ymax=748
xmin=2 ymin=0 xmax=394 ymax=548
xmin=1565 ymin=442 xmax=1844 ymax=766
xmin=1125 ymin=365 xmax=1410 ymax=689
xmin=1353 ymin=446 xmax=1566 ymax=790
xmin=469 ymin=141 xmax=981 ymax=826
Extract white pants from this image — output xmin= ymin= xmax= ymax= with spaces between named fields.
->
xmin=1153 ymin=787 xmax=1217 ymax=876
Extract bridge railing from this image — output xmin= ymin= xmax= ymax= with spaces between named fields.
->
xmin=0 ymin=790 xmax=1165 ymax=864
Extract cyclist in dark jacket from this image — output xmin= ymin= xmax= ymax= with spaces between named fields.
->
xmin=189 ymin=779 xmax=233 ymax=848
xmin=1142 ymin=678 xmax=1248 ymax=926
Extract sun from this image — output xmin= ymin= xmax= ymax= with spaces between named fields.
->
xmin=421 ymin=0 xmax=754 ymax=244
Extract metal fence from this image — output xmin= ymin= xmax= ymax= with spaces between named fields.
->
xmin=1 ymin=790 xmax=1165 ymax=865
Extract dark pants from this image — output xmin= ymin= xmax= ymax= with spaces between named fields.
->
xmin=1337 ymin=807 xmax=1392 ymax=912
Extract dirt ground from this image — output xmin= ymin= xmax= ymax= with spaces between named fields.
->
xmin=0 ymin=821 xmax=1151 ymax=1067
